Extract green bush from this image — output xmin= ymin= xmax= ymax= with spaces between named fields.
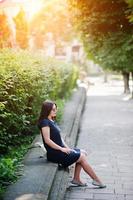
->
xmin=0 ymin=143 xmax=32 ymax=198
xmin=0 ymin=48 xmax=79 ymax=154
xmin=0 ymin=158 xmax=18 ymax=183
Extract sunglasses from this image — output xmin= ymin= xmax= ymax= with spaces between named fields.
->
xmin=52 ymin=107 xmax=57 ymax=112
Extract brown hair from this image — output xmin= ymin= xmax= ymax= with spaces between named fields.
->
xmin=38 ymin=100 xmax=57 ymax=124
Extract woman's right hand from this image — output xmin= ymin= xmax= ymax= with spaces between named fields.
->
xmin=61 ymin=147 xmax=72 ymax=154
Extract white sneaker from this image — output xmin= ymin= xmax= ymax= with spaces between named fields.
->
xmin=92 ymin=180 xmax=106 ymax=188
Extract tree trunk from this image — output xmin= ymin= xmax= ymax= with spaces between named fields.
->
xmin=122 ymin=72 xmax=130 ymax=94
xmin=103 ymin=72 xmax=108 ymax=83
xmin=131 ymin=72 xmax=133 ymax=98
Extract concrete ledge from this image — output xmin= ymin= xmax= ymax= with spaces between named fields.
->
xmin=4 ymin=87 xmax=86 ymax=200
xmin=49 ymin=87 xmax=86 ymax=200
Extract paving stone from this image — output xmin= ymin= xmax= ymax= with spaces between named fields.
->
xmin=125 ymin=194 xmax=133 ymax=200
xmin=93 ymin=193 xmax=124 ymax=200
xmin=64 ymin=82 xmax=133 ymax=200
xmin=65 ymin=192 xmax=93 ymax=199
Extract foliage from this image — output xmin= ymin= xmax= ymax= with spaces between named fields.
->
xmin=84 ymin=32 xmax=133 ymax=73
xmin=0 ymin=97 xmax=65 ymax=198
xmin=0 ymin=48 xmax=78 ymax=154
xmin=0 ymin=141 xmax=33 ymax=199
xmin=68 ymin=0 xmax=133 ymax=74
xmin=13 ymin=8 xmax=29 ymax=49
xmin=125 ymin=0 xmax=133 ymax=22
xmin=0 ymin=12 xmax=11 ymax=48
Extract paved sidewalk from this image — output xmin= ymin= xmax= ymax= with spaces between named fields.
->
xmin=64 ymin=80 xmax=133 ymax=200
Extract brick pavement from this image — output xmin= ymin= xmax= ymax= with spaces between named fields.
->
xmin=64 ymin=80 xmax=133 ymax=200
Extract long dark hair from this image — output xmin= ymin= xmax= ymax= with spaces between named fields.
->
xmin=38 ymin=100 xmax=57 ymax=124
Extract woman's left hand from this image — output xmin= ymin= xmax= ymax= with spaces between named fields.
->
xmin=61 ymin=147 xmax=72 ymax=154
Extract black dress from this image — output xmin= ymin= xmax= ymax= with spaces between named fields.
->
xmin=38 ymin=119 xmax=80 ymax=167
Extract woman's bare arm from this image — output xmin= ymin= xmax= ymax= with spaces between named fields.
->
xmin=61 ymin=138 xmax=69 ymax=148
xmin=41 ymin=126 xmax=71 ymax=154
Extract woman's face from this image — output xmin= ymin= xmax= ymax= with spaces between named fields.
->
xmin=48 ymin=104 xmax=57 ymax=119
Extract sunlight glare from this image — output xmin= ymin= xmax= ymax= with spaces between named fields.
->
xmin=24 ymin=0 xmax=43 ymax=19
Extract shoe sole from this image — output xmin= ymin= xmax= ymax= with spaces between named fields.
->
xmin=71 ymin=181 xmax=87 ymax=187
xmin=92 ymin=183 xmax=106 ymax=188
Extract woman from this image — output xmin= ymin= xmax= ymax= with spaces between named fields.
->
xmin=38 ymin=100 xmax=106 ymax=188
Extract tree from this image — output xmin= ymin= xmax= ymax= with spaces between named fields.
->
xmin=68 ymin=0 xmax=133 ymax=93
xmin=125 ymin=0 xmax=133 ymax=22
xmin=0 ymin=12 xmax=12 ymax=48
xmin=13 ymin=8 xmax=29 ymax=49
xmin=30 ymin=0 xmax=75 ymax=48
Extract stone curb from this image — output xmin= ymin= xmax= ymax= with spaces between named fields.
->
xmin=4 ymin=87 xmax=86 ymax=200
xmin=49 ymin=87 xmax=86 ymax=200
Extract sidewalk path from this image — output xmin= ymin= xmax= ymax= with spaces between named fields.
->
xmin=64 ymin=79 xmax=133 ymax=200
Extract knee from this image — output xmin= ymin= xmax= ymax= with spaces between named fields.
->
xmin=81 ymin=153 xmax=87 ymax=160
xmin=81 ymin=149 xmax=88 ymax=156
xmin=77 ymin=153 xmax=86 ymax=163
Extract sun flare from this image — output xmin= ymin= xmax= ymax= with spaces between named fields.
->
xmin=23 ymin=0 xmax=43 ymax=19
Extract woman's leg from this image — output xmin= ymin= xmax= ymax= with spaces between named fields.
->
xmin=77 ymin=153 xmax=102 ymax=183
xmin=73 ymin=163 xmax=82 ymax=182
xmin=72 ymin=150 xmax=87 ymax=183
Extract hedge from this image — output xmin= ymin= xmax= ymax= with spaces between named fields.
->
xmin=0 ymin=49 xmax=79 ymax=154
